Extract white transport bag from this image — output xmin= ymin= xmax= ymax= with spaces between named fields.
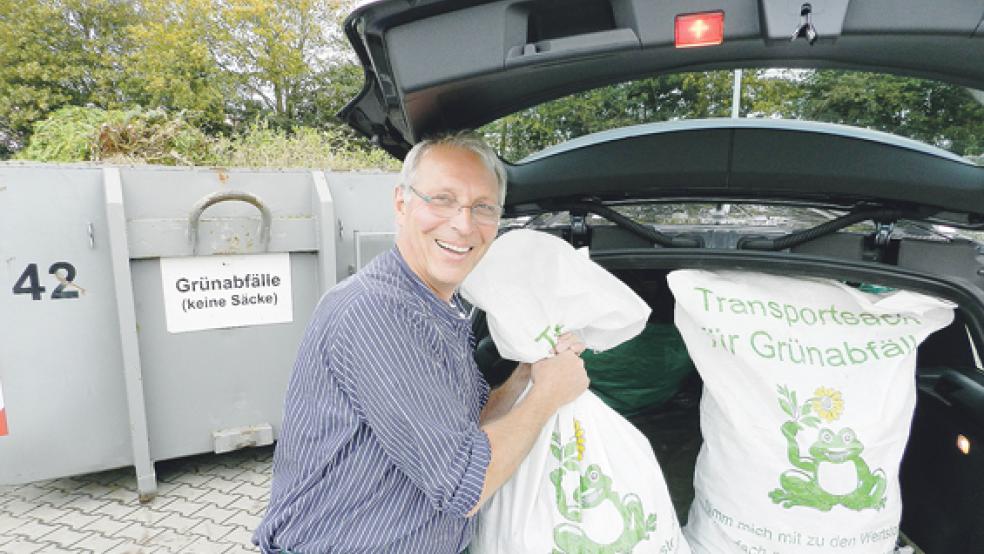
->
xmin=667 ymin=270 xmax=955 ymax=554
xmin=462 ymin=229 xmax=690 ymax=554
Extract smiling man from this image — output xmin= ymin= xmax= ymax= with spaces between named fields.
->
xmin=254 ymin=132 xmax=589 ymax=553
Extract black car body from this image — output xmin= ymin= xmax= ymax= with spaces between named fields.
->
xmin=340 ymin=1 xmax=984 ymax=551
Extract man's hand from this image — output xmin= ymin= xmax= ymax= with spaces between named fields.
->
xmin=530 ymin=332 xmax=589 ymax=412
xmin=551 ymin=332 xmax=586 ymax=357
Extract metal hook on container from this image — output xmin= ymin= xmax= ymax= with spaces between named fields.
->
xmin=791 ymin=3 xmax=818 ymax=45
xmin=187 ymin=191 xmax=272 ymax=256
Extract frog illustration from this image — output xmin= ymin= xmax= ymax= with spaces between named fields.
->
xmin=769 ymin=385 xmax=887 ymax=511
xmin=549 ymin=425 xmax=658 ymax=553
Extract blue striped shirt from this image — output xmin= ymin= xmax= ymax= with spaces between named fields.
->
xmin=254 ymin=247 xmax=491 ymax=553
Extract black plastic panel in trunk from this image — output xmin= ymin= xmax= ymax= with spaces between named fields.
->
xmin=901 ymin=369 xmax=984 ymax=553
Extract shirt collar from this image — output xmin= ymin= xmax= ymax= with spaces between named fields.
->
xmin=389 ymin=247 xmax=471 ymax=326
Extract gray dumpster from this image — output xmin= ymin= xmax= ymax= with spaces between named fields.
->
xmin=0 ymin=164 xmax=397 ymax=500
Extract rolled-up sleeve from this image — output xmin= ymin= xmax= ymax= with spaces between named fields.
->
xmin=331 ymin=295 xmax=491 ymax=518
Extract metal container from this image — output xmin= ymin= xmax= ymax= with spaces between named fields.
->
xmin=0 ymin=164 xmax=398 ymax=500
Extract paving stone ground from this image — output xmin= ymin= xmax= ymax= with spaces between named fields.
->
xmin=1 ymin=443 xmax=929 ymax=554
xmin=0 ymin=445 xmax=274 ymax=553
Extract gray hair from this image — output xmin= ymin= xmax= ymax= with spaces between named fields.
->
xmin=400 ymin=131 xmax=508 ymax=205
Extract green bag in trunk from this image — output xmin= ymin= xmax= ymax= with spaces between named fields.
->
xmin=582 ymin=323 xmax=695 ymax=417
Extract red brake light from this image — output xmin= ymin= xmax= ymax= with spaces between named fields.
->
xmin=675 ymin=11 xmax=725 ymax=49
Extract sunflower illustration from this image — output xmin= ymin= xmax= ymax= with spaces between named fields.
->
xmin=810 ymin=387 xmax=844 ymax=422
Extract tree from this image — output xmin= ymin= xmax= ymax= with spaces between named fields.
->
xmin=0 ymin=0 xmax=361 ymax=157
xmin=210 ymin=0 xmax=340 ymax=126
xmin=482 ymin=71 xmax=737 ymax=160
xmin=0 ymin=0 xmax=138 ymax=153
xmin=741 ymin=69 xmax=807 ymax=119
xmin=799 ymin=71 xmax=984 ymax=157
xmin=125 ymin=0 xmax=232 ymax=132
xmin=294 ymin=63 xmax=364 ymax=130
xmin=481 ymin=68 xmax=983 ymax=161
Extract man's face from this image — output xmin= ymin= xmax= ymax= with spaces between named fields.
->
xmin=394 ymin=144 xmax=500 ymax=301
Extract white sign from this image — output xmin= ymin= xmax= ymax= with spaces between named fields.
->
xmin=160 ymin=253 xmax=293 ymax=333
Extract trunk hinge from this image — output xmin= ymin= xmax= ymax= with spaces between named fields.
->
xmin=569 ymin=209 xmax=591 ymax=249
xmin=863 ymin=218 xmax=898 ymax=263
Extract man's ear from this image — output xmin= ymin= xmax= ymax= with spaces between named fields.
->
xmin=393 ymin=185 xmax=407 ymax=229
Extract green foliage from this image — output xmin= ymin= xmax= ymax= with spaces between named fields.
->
xmin=15 ymin=106 xmax=107 ymax=162
xmin=293 ymin=64 xmax=365 ymax=131
xmin=798 ymin=71 xmax=984 ymax=157
xmin=482 ymin=69 xmax=983 ymax=161
xmin=125 ymin=0 xmax=231 ymax=132
xmin=2 ymin=0 xmax=979 ymax=169
xmin=93 ymin=108 xmax=212 ymax=165
xmin=742 ymin=69 xmax=807 ymax=118
xmin=17 ymin=106 xmax=211 ymax=165
xmin=206 ymin=122 xmax=398 ymax=170
xmin=210 ymin=0 xmax=343 ymax=123
xmin=17 ymin=108 xmax=397 ymax=169
xmin=0 ymin=0 xmax=139 ymax=150
xmin=484 ymin=71 xmax=742 ymax=160
xmin=0 ymin=0 xmax=360 ymax=155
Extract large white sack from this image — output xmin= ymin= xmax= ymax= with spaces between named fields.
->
xmin=472 ymin=391 xmax=690 ymax=554
xmin=462 ymin=229 xmax=688 ymax=553
xmin=461 ymin=229 xmax=651 ymax=363
xmin=667 ymin=270 xmax=955 ymax=554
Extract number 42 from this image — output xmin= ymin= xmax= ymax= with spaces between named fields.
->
xmin=12 ymin=262 xmax=80 ymax=300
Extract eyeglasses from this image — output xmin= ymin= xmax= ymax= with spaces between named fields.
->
xmin=408 ymin=186 xmax=502 ymax=226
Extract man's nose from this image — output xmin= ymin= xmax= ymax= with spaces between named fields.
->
xmin=449 ymin=205 xmax=475 ymax=233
